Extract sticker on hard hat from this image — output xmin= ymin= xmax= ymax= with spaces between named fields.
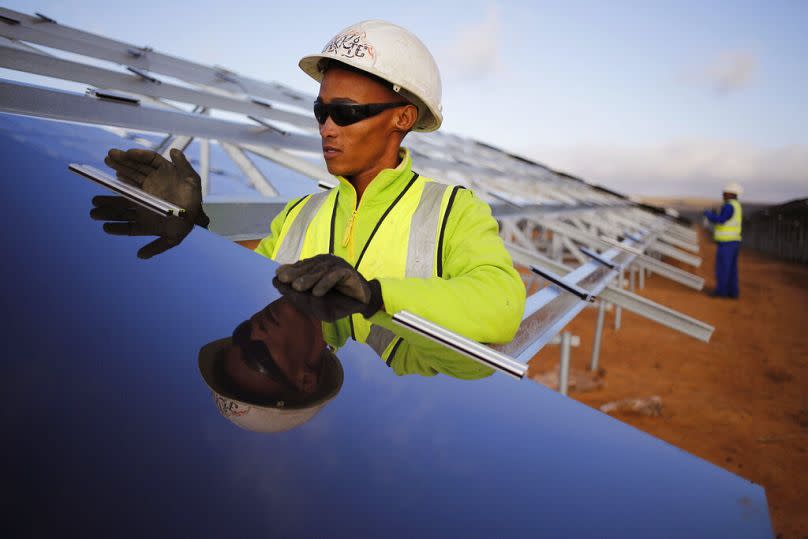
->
xmin=322 ymin=30 xmax=376 ymax=60
xmin=215 ymin=395 xmax=250 ymax=418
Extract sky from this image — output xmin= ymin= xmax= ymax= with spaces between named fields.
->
xmin=3 ymin=0 xmax=807 ymax=202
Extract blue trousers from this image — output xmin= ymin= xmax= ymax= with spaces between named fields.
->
xmin=715 ymin=241 xmax=740 ymax=297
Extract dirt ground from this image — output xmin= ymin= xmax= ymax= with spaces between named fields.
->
xmin=525 ymin=228 xmax=808 ymax=538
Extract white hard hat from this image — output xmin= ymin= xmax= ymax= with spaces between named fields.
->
xmin=723 ymin=182 xmax=743 ymax=195
xmin=198 ymin=339 xmax=344 ymax=433
xmin=299 ymin=20 xmax=443 ymax=132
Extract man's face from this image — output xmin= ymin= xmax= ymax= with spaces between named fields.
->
xmin=224 ymin=297 xmax=326 ymax=401
xmin=317 ymin=67 xmax=410 ymax=177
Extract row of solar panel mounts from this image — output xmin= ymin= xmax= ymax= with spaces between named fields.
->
xmin=0 ymin=6 xmax=711 ymax=379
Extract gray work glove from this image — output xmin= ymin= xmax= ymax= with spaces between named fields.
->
xmin=92 ymin=148 xmax=209 ymax=259
xmin=274 ymin=254 xmax=383 ymax=320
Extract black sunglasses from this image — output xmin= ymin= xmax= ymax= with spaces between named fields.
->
xmin=232 ymin=320 xmax=297 ymax=391
xmin=313 ymin=99 xmax=410 ymax=126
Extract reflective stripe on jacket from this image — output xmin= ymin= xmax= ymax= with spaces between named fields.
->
xmin=714 ymin=199 xmax=742 ymax=242
xmin=254 ymin=148 xmax=525 ymax=376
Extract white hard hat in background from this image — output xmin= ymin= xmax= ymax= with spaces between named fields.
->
xmin=198 ymin=339 xmax=344 ymax=433
xmin=723 ymin=182 xmax=743 ymax=195
xmin=299 ymin=20 xmax=443 ymax=132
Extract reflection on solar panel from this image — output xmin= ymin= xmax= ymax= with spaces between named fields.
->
xmin=0 ymin=6 xmax=718 ymax=383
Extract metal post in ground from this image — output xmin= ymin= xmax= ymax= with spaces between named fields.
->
xmin=590 ymin=301 xmax=606 ymax=371
xmin=524 ymin=273 xmax=537 ymax=294
xmin=559 ymin=331 xmax=572 ymax=396
xmin=630 ymin=264 xmax=636 ymax=291
xmin=551 ymin=233 xmax=562 ymax=261
xmin=614 ymin=268 xmax=624 ymax=330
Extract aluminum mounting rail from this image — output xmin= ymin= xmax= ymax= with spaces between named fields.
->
xmin=657 ymin=232 xmax=700 ymax=254
xmin=490 ymin=227 xmax=638 ymax=362
xmin=609 ymin=210 xmax=700 ymax=254
xmin=0 ymin=79 xmax=321 ymax=153
xmin=392 ymin=311 xmax=527 ymax=379
xmin=528 ymin=266 xmax=597 ymax=302
xmin=490 ymin=202 xmax=634 ymax=219
xmin=0 ymin=7 xmax=314 ymax=109
xmin=0 ymin=45 xmax=319 ymax=131
xmin=629 ymin=207 xmax=697 ymax=243
xmin=573 ymin=212 xmax=702 ymax=267
xmin=506 ymin=242 xmax=714 ymax=342
xmin=495 ymin=255 xmax=619 ymax=362
xmin=241 ymin=144 xmax=336 ymax=188
xmin=646 ymin=239 xmax=702 ymax=267
xmin=219 ymin=142 xmax=279 ymax=197
xmin=536 ymin=217 xmax=705 ymax=290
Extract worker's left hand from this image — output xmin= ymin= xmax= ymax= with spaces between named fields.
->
xmin=274 ymin=254 xmax=383 ymax=319
xmin=273 ymin=277 xmax=380 ymax=322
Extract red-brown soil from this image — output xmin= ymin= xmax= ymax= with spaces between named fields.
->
xmin=526 ymin=229 xmax=808 ymax=538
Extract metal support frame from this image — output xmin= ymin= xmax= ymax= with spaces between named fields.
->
xmin=646 ymin=239 xmax=702 ymax=268
xmin=0 ymin=44 xmax=318 ymax=130
xmin=0 ymin=6 xmax=714 ymax=385
xmin=220 ymin=142 xmax=279 ymax=197
xmin=529 ymin=266 xmax=596 ymax=302
xmin=580 ymin=246 xmax=619 ymax=269
xmin=615 ymin=268 xmax=623 ymax=330
xmin=243 ymin=144 xmax=335 ymax=188
xmin=560 ymin=236 xmax=588 ymax=265
xmin=598 ymin=286 xmax=713 ymax=341
xmin=155 ymin=133 xmax=194 ymax=158
xmin=0 ymin=7 xmax=314 ymax=108
xmin=199 ymin=138 xmax=210 ymax=196
xmin=392 ymin=311 xmax=527 ymax=379
xmin=559 ymin=332 xmax=572 ymax=396
xmin=536 ymin=217 xmax=704 ymax=290
xmin=630 ymin=265 xmax=637 ymax=292
xmin=0 ymin=80 xmax=320 ymax=152
xmin=590 ymin=301 xmax=607 ymax=371
xmin=506 ymin=242 xmax=714 ymax=342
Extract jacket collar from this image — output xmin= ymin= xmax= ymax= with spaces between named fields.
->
xmin=334 ymin=148 xmax=413 ymax=209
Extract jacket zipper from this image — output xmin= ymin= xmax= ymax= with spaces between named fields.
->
xmin=343 ymin=186 xmax=364 ymax=339
xmin=342 ymin=209 xmax=359 ymax=260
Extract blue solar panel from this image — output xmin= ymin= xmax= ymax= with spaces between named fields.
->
xmin=0 ymin=113 xmax=773 ymax=537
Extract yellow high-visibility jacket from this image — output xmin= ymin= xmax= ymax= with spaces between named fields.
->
xmin=254 ymin=149 xmax=525 ymax=378
xmin=713 ymin=199 xmax=742 ymax=242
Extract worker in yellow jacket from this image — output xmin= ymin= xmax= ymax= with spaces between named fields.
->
xmin=703 ymin=182 xmax=743 ymax=298
xmin=264 ymin=20 xmax=525 ymax=371
xmin=95 ymin=20 xmax=525 ymax=377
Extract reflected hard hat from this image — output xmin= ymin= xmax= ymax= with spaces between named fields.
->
xmin=198 ymin=339 xmax=344 ymax=433
xmin=299 ymin=20 xmax=443 ymax=132
xmin=723 ymin=182 xmax=743 ymax=195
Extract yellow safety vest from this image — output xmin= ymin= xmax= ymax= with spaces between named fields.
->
xmin=714 ymin=199 xmax=742 ymax=242
xmin=270 ymin=172 xmax=462 ymax=362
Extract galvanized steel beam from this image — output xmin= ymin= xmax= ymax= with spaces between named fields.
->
xmin=0 ymin=45 xmax=318 ymax=130
xmin=0 ymin=7 xmax=313 ymax=108
xmin=505 ymin=242 xmax=713 ymax=342
xmin=0 ymin=79 xmax=320 ymax=153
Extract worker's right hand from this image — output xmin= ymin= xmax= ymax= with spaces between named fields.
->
xmin=104 ymin=148 xmax=207 ymax=227
xmin=95 ymin=148 xmax=210 ymax=258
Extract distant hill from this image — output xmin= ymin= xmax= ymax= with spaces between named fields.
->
xmin=638 ymin=196 xmax=771 ymax=222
